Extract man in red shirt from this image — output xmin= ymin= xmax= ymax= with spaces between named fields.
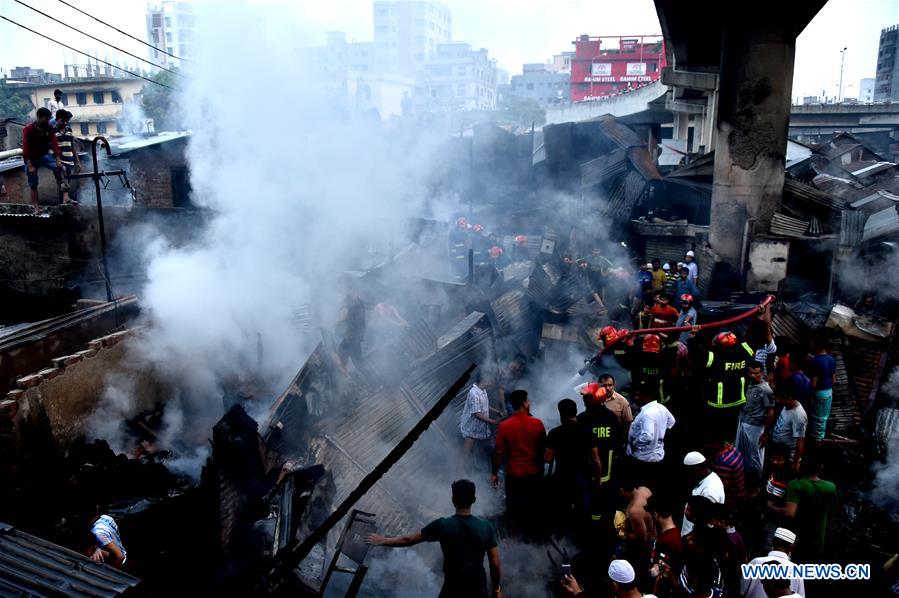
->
xmin=492 ymin=389 xmax=546 ymax=527
xmin=21 ymin=107 xmax=63 ymax=214
xmin=649 ymin=292 xmax=679 ymax=329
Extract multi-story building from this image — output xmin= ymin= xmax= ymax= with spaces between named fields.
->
xmin=508 ymin=64 xmax=569 ymax=106
xmin=547 ymin=52 xmax=574 ymax=74
xmin=875 ymin=25 xmax=899 ymax=102
xmin=146 ymin=2 xmax=196 ymax=70
xmin=569 ymin=34 xmax=666 ymax=102
xmin=414 ymin=42 xmax=498 ymax=112
xmin=860 ymin=78 xmax=875 ymax=103
xmin=7 ymin=66 xmax=62 ymax=84
xmin=373 ymin=1 xmax=451 ymax=76
xmin=298 ymin=31 xmax=414 ymax=120
xmin=12 ymin=77 xmax=144 ymax=137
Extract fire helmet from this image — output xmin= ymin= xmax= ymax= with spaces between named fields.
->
xmin=642 ymin=334 xmax=662 ymax=354
xmin=581 ymin=382 xmax=610 ymax=407
xmin=456 ymin=217 xmax=468 ymax=228
xmin=514 ymin=235 xmax=527 ymax=245
xmin=489 ymin=246 xmax=504 ymax=259
xmin=715 ymin=331 xmax=738 ymax=347
xmin=680 ymin=293 xmax=694 ymax=304
xmin=473 ymin=224 xmax=485 ymax=233
xmin=599 ymin=326 xmax=618 ymax=344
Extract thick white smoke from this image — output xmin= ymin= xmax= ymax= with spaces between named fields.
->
xmin=88 ymin=3 xmax=444 ymax=466
xmin=872 ymin=367 xmax=899 ymax=511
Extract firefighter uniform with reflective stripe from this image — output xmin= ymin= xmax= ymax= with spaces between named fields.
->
xmin=632 ymin=351 xmax=672 ymax=405
xmin=577 ymin=406 xmax=620 ymax=523
xmin=703 ymin=342 xmax=755 ymax=441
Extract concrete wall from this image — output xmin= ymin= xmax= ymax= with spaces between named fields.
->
xmin=5 ymin=330 xmax=163 ymax=446
xmin=0 ymin=166 xmax=65 ymax=205
xmin=545 ymin=80 xmax=667 ymax=124
xmin=746 ymin=239 xmax=789 ymax=292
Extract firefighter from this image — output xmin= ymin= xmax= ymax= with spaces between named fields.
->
xmin=449 ymin=217 xmax=470 ymax=277
xmin=471 ymin=224 xmax=489 ymax=265
xmin=488 ymin=245 xmax=506 ymax=268
xmin=512 ymin=235 xmax=529 ymax=262
xmin=701 ymin=331 xmax=755 ymax=443
xmin=631 ymin=334 xmax=672 ymax=406
xmin=577 ymin=383 xmax=621 ymax=533
xmin=581 ymin=326 xmax=633 ymax=378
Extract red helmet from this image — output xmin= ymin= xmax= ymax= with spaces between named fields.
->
xmin=642 ymin=334 xmax=662 ymax=354
xmin=514 ymin=235 xmax=527 ymax=245
xmin=581 ymin=383 xmax=610 ymax=407
xmin=599 ymin=326 xmax=618 ymax=344
xmin=489 ymin=246 xmax=503 ymax=259
xmin=715 ymin=332 xmax=738 ymax=347
xmin=473 ymin=224 xmax=485 ymax=233
xmin=680 ymin=293 xmax=694 ymax=304
xmin=456 ymin=217 xmax=468 ymax=228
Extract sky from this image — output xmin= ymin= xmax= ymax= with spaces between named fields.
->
xmin=0 ymin=0 xmax=897 ymax=100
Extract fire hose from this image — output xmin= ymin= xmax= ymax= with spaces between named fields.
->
xmin=578 ymin=294 xmax=775 ymax=375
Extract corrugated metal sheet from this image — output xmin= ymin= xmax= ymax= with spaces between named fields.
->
xmin=828 ymin=339 xmax=861 ymax=438
xmin=770 ymin=212 xmax=812 ymax=237
xmin=0 ymin=522 xmax=141 ymax=597
xmin=862 ymin=205 xmax=899 ymax=242
xmin=783 ymin=178 xmax=846 ymax=212
xmin=643 ymin=236 xmax=690 ymax=267
xmin=601 ymin=170 xmax=647 ymax=222
xmin=580 ymin=148 xmax=627 ymax=189
xmin=840 ymin=210 xmax=867 ymax=246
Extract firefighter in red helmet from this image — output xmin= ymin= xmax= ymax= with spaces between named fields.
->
xmin=699 ymin=329 xmax=755 ymax=443
xmin=629 ymin=333 xmax=672 ymax=406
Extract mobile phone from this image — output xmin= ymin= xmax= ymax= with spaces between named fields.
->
xmin=561 ymin=564 xmax=571 ymax=577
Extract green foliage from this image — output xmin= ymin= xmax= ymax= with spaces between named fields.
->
xmin=0 ymin=79 xmax=35 ymax=122
xmin=140 ymin=69 xmax=182 ymax=132
xmin=497 ymin=95 xmax=546 ymax=127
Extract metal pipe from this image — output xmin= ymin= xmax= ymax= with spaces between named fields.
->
xmin=90 ymin=136 xmax=114 ymax=302
xmin=0 ymin=148 xmax=23 ymax=160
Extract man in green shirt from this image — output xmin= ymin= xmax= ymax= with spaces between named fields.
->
xmin=772 ymin=450 xmax=837 ymax=562
xmin=366 ymin=479 xmax=503 ymax=597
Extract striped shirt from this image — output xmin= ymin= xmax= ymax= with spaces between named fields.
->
xmin=91 ymin=515 xmax=127 ymax=562
xmin=460 ymin=384 xmax=492 ymax=440
xmin=55 ymin=124 xmax=76 ymax=166
xmin=714 ymin=445 xmax=747 ymax=500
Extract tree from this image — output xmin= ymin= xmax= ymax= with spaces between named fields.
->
xmin=496 ymin=95 xmax=545 ymax=128
xmin=140 ymin=69 xmax=182 ymax=132
xmin=0 ymin=79 xmax=35 ymax=122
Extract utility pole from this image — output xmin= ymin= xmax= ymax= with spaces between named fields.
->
xmin=838 ymin=47 xmax=848 ymax=103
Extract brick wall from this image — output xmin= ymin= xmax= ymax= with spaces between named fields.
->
xmin=123 ymin=138 xmax=189 ymax=208
xmin=0 ymin=167 xmax=61 ymax=205
xmin=2 ymin=329 xmax=165 ymax=446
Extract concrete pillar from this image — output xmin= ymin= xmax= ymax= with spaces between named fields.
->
xmin=709 ymin=20 xmax=796 ymax=268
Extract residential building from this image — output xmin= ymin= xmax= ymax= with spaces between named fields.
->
xmin=875 ymin=25 xmax=899 ymax=102
xmin=860 ymin=78 xmax=875 ymax=103
xmin=373 ymin=1 xmax=451 ymax=76
xmin=415 ymin=42 xmax=498 ymax=112
xmin=12 ymin=78 xmax=144 ymax=137
xmin=547 ymin=52 xmax=574 ymax=74
xmin=508 ymin=64 xmax=569 ymax=106
xmin=298 ymin=32 xmax=414 ymax=120
xmin=569 ymin=34 xmax=666 ymax=102
xmin=7 ymin=66 xmax=62 ymax=84
xmin=146 ymin=1 xmax=196 ymax=70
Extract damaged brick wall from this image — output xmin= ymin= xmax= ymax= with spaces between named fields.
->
xmin=5 ymin=329 xmax=165 ymax=445
xmin=124 ymin=139 xmax=189 ymax=208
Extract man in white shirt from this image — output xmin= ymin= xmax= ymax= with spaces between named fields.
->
xmin=681 ymin=451 xmax=725 ymax=535
xmin=684 ymin=250 xmax=699 ymax=285
xmin=47 ymin=89 xmax=67 ymax=116
xmin=741 ymin=527 xmax=805 ymax=598
xmin=626 ymin=382 xmax=675 ymax=491
xmin=459 ymin=372 xmax=498 ymax=475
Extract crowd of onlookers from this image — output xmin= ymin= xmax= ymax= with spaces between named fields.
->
xmin=370 ymin=246 xmax=842 ymax=598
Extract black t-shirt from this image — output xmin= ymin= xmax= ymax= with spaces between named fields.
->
xmin=546 ymin=420 xmax=594 ymax=480
xmin=421 ymin=514 xmax=498 ymax=598
xmin=576 ymin=407 xmax=621 ymax=483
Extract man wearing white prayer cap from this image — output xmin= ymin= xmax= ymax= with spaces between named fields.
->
xmin=741 ymin=527 xmax=805 ymax=598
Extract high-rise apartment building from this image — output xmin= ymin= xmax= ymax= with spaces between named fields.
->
xmin=874 ymin=25 xmax=899 ymax=102
xmin=373 ymin=1 xmax=451 ymax=76
xmin=146 ymin=2 xmax=196 ymax=70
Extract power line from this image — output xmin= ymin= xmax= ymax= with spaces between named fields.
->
xmin=56 ymin=0 xmax=187 ymax=62
xmin=0 ymin=15 xmax=175 ymax=89
xmin=13 ymin=0 xmax=179 ymax=76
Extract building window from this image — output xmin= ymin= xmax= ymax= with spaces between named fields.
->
xmin=111 ymin=91 xmax=122 ymax=103
xmin=166 ymin=32 xmax=173 ymax=42
xmin=76 ymin=92 xmax=87 ymax=105
xmin=152 ymin=14 xmax=162 ymax=27
xmin=97 ymin=122 xmax=107 ymax=134
xmin=80 ymin=122 xmax=90 ymax=135
xmin=93 ymin=92 xmax=105 ymax=104
xmin=165 ymin=16 xmax=171 ymax=27
xmin=168 ymin=47 xmax=174 ymax=54
xmin=526 ymin=83 xmax=534 ymax=90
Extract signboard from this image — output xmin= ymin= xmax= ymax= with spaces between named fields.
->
xmin=626 ymin=62 xmax=647 ymax=76
xmin=591 ymin=62 xmax=612 ymax=77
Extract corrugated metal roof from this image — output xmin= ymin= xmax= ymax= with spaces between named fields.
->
xmin=0 ymin=522 xmax=141 ymax=597
xmin=783 ymin=177 xmax=846 ymax=212
xmin=841 ymin=210 xmax=867 ymax=246
xmin=108 ymin=132 xmax=190 ymax=157
xmin=0 ymin=159 xmax=23 ymax=174
xmin=862 ymin=205 xmax=899 ymax=242
xmin=770 ymin=212 xmax=813 ymax=237
xmin=580 ymin=148 xmax=627 ymax=189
